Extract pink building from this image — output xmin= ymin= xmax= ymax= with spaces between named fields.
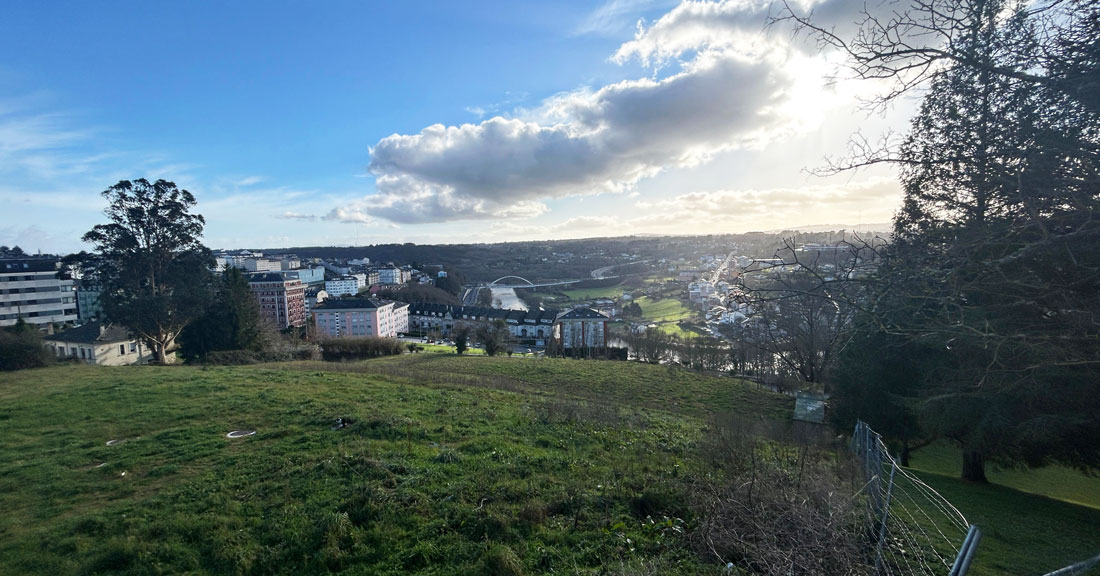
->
xmin=313 ymin=298 xmax=409 ymax=338
xmin=248 ymin=273 xmax=307 ymax=329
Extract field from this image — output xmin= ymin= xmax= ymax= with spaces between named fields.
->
xmin=1 ymin=357 xmax=1097 ymax=575
xmin=0 ymin=358 xmax=786 ymax=575
xmin=558 ymin=286 xmax=627 ymax=301
xmin=634 ymin=296 xmax=693 ymax=323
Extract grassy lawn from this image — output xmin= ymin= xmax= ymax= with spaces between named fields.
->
xmin=911 ymin=471 xmax=1100 ymax=576
xmin=0 ymin=359 xmax=785 ymax=575
xmin=909 ymin=442 xmax=1100 ymax=509
xmin=635 ymin=296 xmax=693 ymax=323
xmin=1 ymin=358 xmax=1095 ymax=575
xmin=904 ymin=443 xmax=1100 ymax=575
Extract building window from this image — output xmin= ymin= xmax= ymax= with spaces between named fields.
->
xmin=130 ymin=342 xmax=137 ymax=353
xmin=120 ymin=344 xmax=126 ymax=355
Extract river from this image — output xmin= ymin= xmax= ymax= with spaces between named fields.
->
xmin=490 ymin=287 xmax=528 ymax=311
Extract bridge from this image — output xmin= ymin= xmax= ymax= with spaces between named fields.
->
xmin=487 ymin=275 xmax=581 ymax=288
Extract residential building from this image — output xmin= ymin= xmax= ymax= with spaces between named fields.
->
xmin=42 ymin=322 xmax=152 ymax=365
xmin=0 ymin=258 xmax=77 ymax=327
xmin=378 ymin=266 xmax=405 ymax=285
xmin=248 ymin=273 xmax=306 ymax=329
xmin=313 ymin=298 xmax=409 ymax=338
xmin=305 ymin=287 xmax=328 ymax=318
xmin=552 ymin=307 xmax=610 ymax=350
xmin=278 ymin=267 xmax=325 ymax=286
xmin=76 ymin=280 xmax=103 ymax=323
xmin=407 ymin=303 xmax=558 ymax=345
xmin=325 ymin=276 xmax=360 ymax=297
xmin=243 ymin=258 xmax=281 ymax=273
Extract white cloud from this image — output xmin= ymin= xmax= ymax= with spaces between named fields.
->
xmin=277 ymin=211 xmax=317 ymax=221
xmin=323 ymin=205 xmax=374 ymax=224
xmin=574 ymin=0 xmax=677 ymax=36
xmin=611 ymin=0 xmax=774 ymax=67
xmin=361 ymin=42 xmax=796 ymax=224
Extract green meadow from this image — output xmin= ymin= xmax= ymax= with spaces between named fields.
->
xmin=0 ymin=356 xmax=1096 ymax=575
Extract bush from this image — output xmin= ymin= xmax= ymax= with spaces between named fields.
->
xmin=200 ymin=347 xmax=317 ymax=365
xmin=0 ymin=322 xmax=53 ymax=371
xmin=319 ymin=337 xmax=405 ymax=362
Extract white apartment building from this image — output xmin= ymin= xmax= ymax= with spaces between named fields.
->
xmin=325 ymin=277 xmax=360 ymax=297
xmin=0 ymin=259 xmax=77 ymax=327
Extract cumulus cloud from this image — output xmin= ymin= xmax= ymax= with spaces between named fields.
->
xmin=363 ymin=44 xmax=795 ymax=223
xmin=323 ymin=205 xmax=374 ymax=224
xmin=611 ymin=0 xmax=774 ymax=67
xmin=338 ymin=0 xmax=884 ymax=227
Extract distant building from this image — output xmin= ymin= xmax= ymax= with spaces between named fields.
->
xmin=0 ymin=258 xmax=77 ymax=328
xmin=313 ymin=298 xmax=409 ymax=338
xmin=75 ymin=280 xmax=103 ymax=323
xmin=552 ymin=307 xmax=610 ymax=350
xmin=278 ymin=266 xmax=325 ymax=286
xmin=407 ymin=303 xmax=558 ymax=345
xmin=243 ymin=258 xmax=281 ymax=273
xmin=325 ymin=277 xmax=360 ymax=297
xmin=248 ymin=273 xmax=307 ymax=329
xmin=42 ymin=322 xmax=152 ymax=366
xmin=378 ymin=266 xmax=406 ymax=285
xmin=305 ymin=287 xmax=329 ymax=318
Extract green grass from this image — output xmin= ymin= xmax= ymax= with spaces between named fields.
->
xmin=910 ymin=471 xmax=1100 ymax=576
xmin=1 ymin=358 xmax=1096 ymax=575
xmin=634 ymin=297 xmax=693 ymax=323
xmin=910 ymin=442 xmax=1100 ymax=509
xmin=0 ymin=358 xmax=785 ymax=575
xmin=559 ymin=285 xmax=625 ymax=301
xmin=903 ymin=443 xmax=1100 ymax=575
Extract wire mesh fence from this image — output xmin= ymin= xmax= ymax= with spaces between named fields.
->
xmin=851 ymin=421 xmax=980 ymax=576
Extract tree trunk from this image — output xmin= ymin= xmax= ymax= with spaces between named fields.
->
xmin=961 ymin=449 xmax=988 ymax=483
xmin=900 ymin=441 xmax=911 ymax=467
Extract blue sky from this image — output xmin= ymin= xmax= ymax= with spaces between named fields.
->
xmin=1 ymin=0 xmax=907 ymax=253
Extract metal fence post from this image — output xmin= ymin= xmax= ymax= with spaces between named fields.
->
xmin=873 ymin=459 xmax=897 ymax=575
xmin=948 ymin=525 xmax=982 ymax=576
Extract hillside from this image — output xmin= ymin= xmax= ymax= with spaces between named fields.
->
xmin=1 ymin=357 xmax=1097 ymax=575
xmin=0 ymin=358 xmax=789 ymax=575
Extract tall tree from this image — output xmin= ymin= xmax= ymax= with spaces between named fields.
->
xmin=795 ymin=0 xmax=1100 ymax=480
xmin=177 ymin=267 xmax=266 ymax=361
xmin=82 ymin=179 xmax=215 ymax=363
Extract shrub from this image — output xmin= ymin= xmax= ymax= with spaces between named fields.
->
xmin=0 ymin=321 xmax=53 ymax=371
xmin=319 ymin=337 xmax=406 ymax=362
xmin=200 ymin=347 xmax=317 ymax=365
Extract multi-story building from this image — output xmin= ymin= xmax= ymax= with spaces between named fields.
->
xmin=407 ymin=303 xmax=558 ymax=346
xmin=0 ymin=259 xmax=77 ymax=327
xmin=552 ymin=307 xmax=610 ymax=350
xmin=313 ymin=298 xmax=409 ymax=338
xmin=243 ymin=258 xmax=281 ymax=273
xmin=278 ymin=267 xmax=325 ymax=286
xmin=325 ymin=276 xmax=360 ymax=297
xmin=248 ymin=273 xmax=306 ymax=329
xmin=378 ymin=266 xmax=405 ymax=285
xmin=75 ymin=279 xmax=103 ymax=323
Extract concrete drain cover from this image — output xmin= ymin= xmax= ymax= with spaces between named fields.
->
xmin=226 ymin=429 xmax=256 ymax=438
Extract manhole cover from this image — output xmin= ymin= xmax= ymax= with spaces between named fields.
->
xmin=226 ymin=430 xmax=256 ymax=438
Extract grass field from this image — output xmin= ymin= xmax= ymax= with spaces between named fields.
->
xmin=558 ymin=285 xmax=625 ymax=301
xmin=1 ymin=357 xmax=1096 ymax=575
xmin=0 ymin=358 xmax=784 ymax=575
xmin=904 ymin=444 xmax=1100 ymax=575
xmin=910 ymin=442 xmax=1100 ymax=509
xmin=634 ymin=297 xmax=693 ymax=323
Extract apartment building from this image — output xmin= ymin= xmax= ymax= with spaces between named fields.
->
xmin=0 ymin=259 xmax=77 ymax=327
xmin=247 ymin=273 xmax=307 ymax=329
xmin=313 ymin=298 xmax=409 ymax=338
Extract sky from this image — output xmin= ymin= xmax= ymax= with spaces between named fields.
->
xmin=0 ymin=0 xmax=913 ymax=254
